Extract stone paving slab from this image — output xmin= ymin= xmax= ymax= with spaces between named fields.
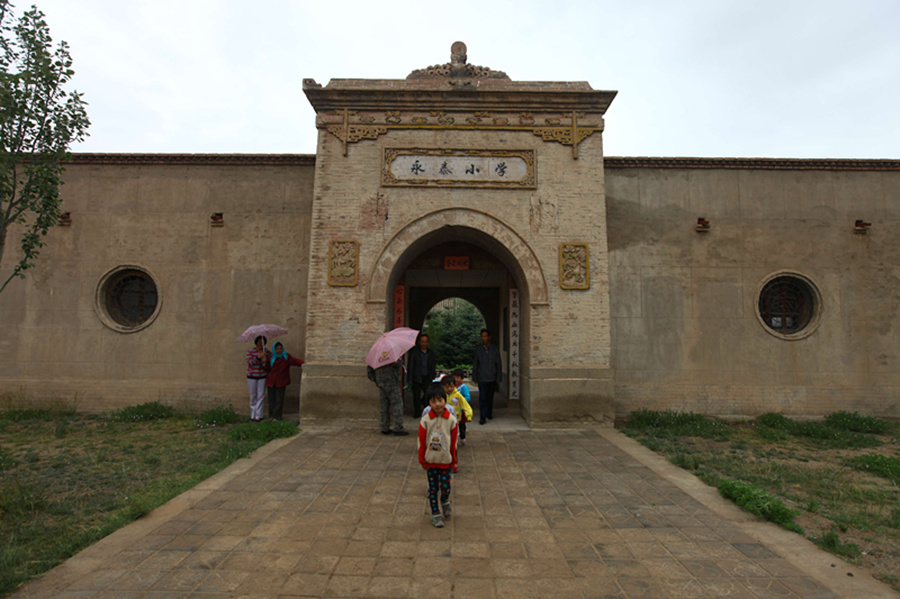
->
xmin=11 ymin=419 xmax=898 ymax=599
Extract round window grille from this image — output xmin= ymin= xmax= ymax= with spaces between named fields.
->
xmin=95 ymin=266 xmax=161 ymax=332
xmin=756 ymin=273 xmax=821 ymax=339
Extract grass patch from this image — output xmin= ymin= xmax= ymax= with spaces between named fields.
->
xmin=0 ymin=409 xmax=59 ymax=423
xmin=623 ymin=409 xmax=731 ymax=441
xmin=825 ymin=411 xmax=894 ymax=434
xmin=103 ymin=401 xmax=175 ymax=423
xmin=0 ymin=406 xmax=299 ymax=595
xmin=228 ymin=419 xmax=298 ymax=442
xmin=811 ymin=530 xmax=862 ymax=559
xmin=754 ymin=412 xmax=882 ymax=449
xmin=196 ymin=405 xmax=243 ymax=427
xmin=846 ymin=454 xmax=900 ymax=484
xmin=717 ymin=478 xmax=803 ymax=533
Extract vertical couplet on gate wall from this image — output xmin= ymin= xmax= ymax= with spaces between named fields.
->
xmin=394 ymin=285 xmax=405 ymax=329
xmin=509 ymin=289 xmax=520 ymax=400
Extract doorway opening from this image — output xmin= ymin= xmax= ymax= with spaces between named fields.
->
xmin=422 ymin=297 xmax=485 ymax=375
xmin=387 ymin=231 xmax=529 ymax=414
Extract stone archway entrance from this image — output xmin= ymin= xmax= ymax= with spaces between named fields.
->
xmin=385 ymin=226 xmax=534 ymax=415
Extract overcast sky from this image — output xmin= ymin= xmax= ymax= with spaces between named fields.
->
xmin=22 ymin=0 xmax=900 ymax=158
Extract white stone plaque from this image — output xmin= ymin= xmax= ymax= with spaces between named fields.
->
xmin=383 ymin=149 xmax=535 ymax=188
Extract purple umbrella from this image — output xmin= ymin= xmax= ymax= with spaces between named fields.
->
xmin=234 ymin=324 xmax=288 ymax=344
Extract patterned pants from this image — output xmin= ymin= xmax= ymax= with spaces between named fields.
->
xmin=426 ymin=467 xmax=451 ymax=515
xmin=379 ymin=382 xmax=404 ymax=432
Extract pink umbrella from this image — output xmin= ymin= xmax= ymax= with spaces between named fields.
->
xmin=234 ymin=324 xmax=288 ymax=344
xmin=366 ymin=327 xmax=420 ymax=370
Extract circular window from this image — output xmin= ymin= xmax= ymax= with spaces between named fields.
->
xmin=756 ymin=273 xmax=821 ymax=340
xmin=95 ymin=266 xmax=161 ymax=332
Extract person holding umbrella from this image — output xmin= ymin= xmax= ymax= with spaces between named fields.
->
xmin=236 ymin=324 xmax=287 ymax=422
xmin=367 ymin=359 xmax=406 ymax=435
xmin=245 ymin=336 xmax=271 ymax=422
xmin=366 ymin=327 xmax=419 ymax=436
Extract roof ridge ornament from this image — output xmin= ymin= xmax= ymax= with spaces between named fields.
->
xmin=407 ymin=41 xmax=510 ymax=81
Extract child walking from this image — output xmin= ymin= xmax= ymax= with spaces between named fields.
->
xmin=452 ymin=369 xmax=472 ymax=446
xmin=417 ymin=382 xmax=458 ymax=528
xmin=442 ymin=376 xmax=471 ymax=468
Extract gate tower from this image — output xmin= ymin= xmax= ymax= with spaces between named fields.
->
xmin=300 ymin=42 xmax=617 ymax=425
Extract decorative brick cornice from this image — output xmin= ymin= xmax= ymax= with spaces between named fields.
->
xmin=604 ymin=157 xmax=900 ymax=171
xmin=65 ymin=153 xmax=316 ymax=166
xmin=64 ymin=154 xmax=900 ymax=171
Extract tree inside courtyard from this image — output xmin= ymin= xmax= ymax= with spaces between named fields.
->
xmin=424 ymin=298 xmax=485 ymax=369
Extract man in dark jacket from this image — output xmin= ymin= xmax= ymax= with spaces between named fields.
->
xmin=472 ymin=329 xmax=502 ymax=424
xmin=406 ymin=333 xmax=436 ymax=417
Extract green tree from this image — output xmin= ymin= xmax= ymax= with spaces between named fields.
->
xmin=425 ymin=299 xmax=485 ymax=368
xmin=0 ymin=1 xmax=89 ymax=294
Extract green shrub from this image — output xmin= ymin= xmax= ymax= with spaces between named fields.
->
xmin=754 ymin=425 xmax=789 ymax=441
xmin=825 ymin=411 xmax=894 ymax=434
xmin=228 ymin=420 xmax=298 ymax=443
xmin=847 ymin=454 xmax=900 ymax=484
xmin=105 ymin=402 xmax=175 ymax=423
xmin=0 ymin=480 xmax=47 ymax=516
xmin=197 ymin=405 xmax=242 ymax=427
xmin=0 ymin=409 xmax=55 ymax=422
xmin=793 ymin=421 xmax=881 ymax=449
xmin=625 ymin=410 xmax=730 ymax=441
xmin=717 ymin=478 xmax=803 ymax=533
xmin=637 ymin=436 xmax=674 ymax=453
xmin=811 ymin=530 xmax=861 ymax=558
xmin=670 ymin=453 xmax=700 ymax=471
xmin=755 ymin=412 xmax=794 ymax=431
xmin=755 ymin=413 xmax=881 ymax=449
xmin=886 ymin=508 xmax=900 ymax=530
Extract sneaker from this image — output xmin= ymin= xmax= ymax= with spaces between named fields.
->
xmin=393 ymin=430 xmax=410 ymax=436
xmin=460 ymin=438 xmax=466 ymax=445
xmin=432 ymin=514 xmax=444 ymax=528
xmin=441 ymin=501 xmax=452 ymax=518
xmin=451 ymin=465 xmax=459 ymax=473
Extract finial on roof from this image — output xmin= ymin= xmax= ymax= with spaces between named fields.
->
xmin=450 ymin=41 xmax=467 ymax=66
xmin=407 ymin=41 xmax=509 ymax=81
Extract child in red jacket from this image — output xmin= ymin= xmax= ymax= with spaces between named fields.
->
xmin=417 ymin=382 xmax=458 ymax=528
xmin=265 ymin=341 xmax=304 ymax=421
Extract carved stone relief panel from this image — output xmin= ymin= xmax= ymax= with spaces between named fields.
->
xmin=559 ymin=243 xmax=589 ymax=290
xmin=329 ymin=240 xmax=359 ymax=287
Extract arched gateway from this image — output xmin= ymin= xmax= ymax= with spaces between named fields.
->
xmin=299 ymin=43 xmax=617 ymax=425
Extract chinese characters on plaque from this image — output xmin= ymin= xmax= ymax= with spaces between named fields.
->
xmin=328 ymin=240 xmax=358 ymax=286
xmin=509 ymin=289 xmax=520 ymax=401
xmin=444 ymin=256 xmax=469 ymax=270
xmin=559 ymin=243 xmax=590 ymax=290
xmin=383 ymin=149 xmax=535 ymax=188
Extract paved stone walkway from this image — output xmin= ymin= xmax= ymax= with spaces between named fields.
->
xmin=12 ymin=414 xmax=897 ymax=598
